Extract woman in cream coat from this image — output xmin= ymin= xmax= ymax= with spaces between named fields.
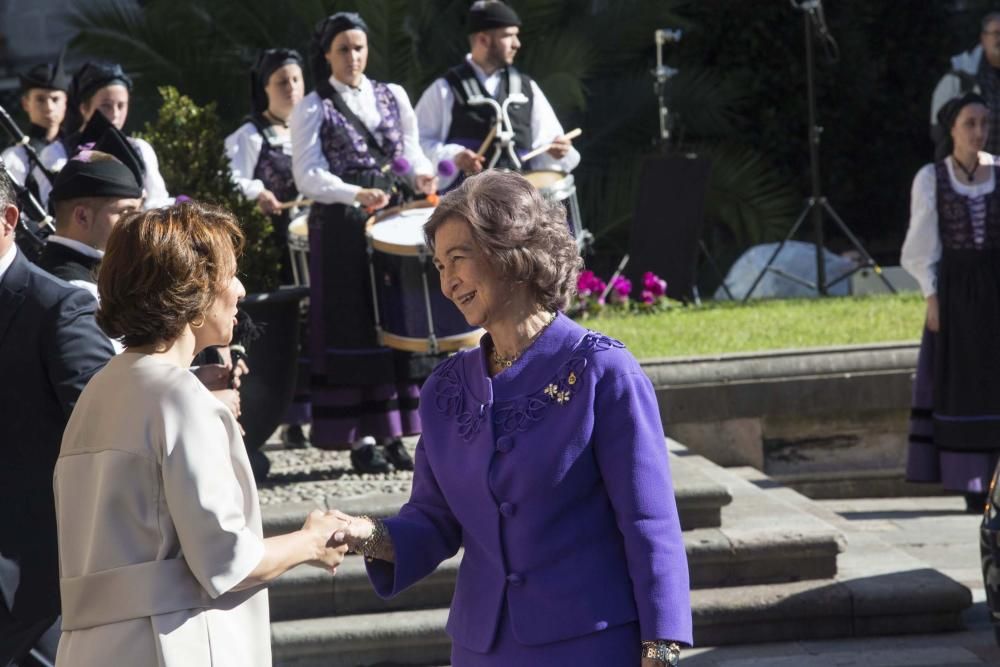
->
xmin=53 ymin=202 xmax=349 ymax=666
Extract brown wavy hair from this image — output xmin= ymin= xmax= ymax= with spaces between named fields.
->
xmin=424 ymin=170 xmax=582 ymax=312
xmin=97 ymin=201 xmax=244 ymax=348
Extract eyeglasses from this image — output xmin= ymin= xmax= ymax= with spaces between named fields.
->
xmin=983 ymin=30 xmax=1000 ymax=38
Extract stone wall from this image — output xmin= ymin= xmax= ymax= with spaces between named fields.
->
xmin=641 ymin=342 xmax=940 ymax=497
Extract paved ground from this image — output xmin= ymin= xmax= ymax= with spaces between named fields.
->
xmin=684 ymin=496 xmax=1000 ymax=666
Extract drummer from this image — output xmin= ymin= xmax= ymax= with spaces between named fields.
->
xmin=225 ymin=48 xmax=310 ymax=447
xmin=414 ymin=0 xmax=580 ymax=190
xmin=290 ymin=12 xmax=436 ymax=474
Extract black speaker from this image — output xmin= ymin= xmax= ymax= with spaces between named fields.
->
xmin=627 ymin=153 xmax=712 ymax=301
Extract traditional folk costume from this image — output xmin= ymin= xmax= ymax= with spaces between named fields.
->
xmin=291 ymin=14 xmax=435 ymax=449
xmin=225 ymin=48 xmax=311 ymax=430
xmin=1 ymin=59 xmax=70 ymax=202
xmin=36 ymin=63 xmax=171 ymax=209
xmin=903 ymin=148 xmax=1000 ymax=496
xmin=414 ymin=2 xmax=579 ymax=191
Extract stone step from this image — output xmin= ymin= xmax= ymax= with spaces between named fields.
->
xmin=267 ymin=447 xmax=970 ymax=665
xmin=262 ymin=449 xmax=733 ymax=536
xmin=271 ymin=567 xmax=970 ymax=667
xmin=270 ymin=514 xmax=840 ymax=622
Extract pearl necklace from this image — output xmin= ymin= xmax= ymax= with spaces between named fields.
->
xmin=490 ymin=312 xmax=557 ymax=371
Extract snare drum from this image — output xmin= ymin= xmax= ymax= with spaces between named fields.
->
xmin=366 ymin=203 xmax=484 ymax=354
xmin=287 ymin=214 xmax=310 ymax=287
xmin=523 ymin=169 xmax=584 ymax=242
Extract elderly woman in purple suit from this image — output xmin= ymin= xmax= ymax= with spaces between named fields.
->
xmin=332 ymin=170 xmax=692 ymax=666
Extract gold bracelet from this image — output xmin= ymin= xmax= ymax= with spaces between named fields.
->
xmin=353 ymin=515 xmax=386 ymax=559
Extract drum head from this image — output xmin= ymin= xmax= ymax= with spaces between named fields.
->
xmin=288 ymin=214 xmax=309 ymax=238
xmin=523 ymin=170 xmax=567 ymax=189
xmin=368 ymin=207 xmax=436 ymax=256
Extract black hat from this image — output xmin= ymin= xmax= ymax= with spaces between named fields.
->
xmin=52 ymin=124 xmax=144 ymax=202
xmin=937 ymin=92 xmax=988 ymax=130
xmin=50 ymin=154 xmax=143 ymax=202
xmin=468 ymin=1 xmax=521 ymax=34
xmin=311 ymin=12 xmax=369 ymax=87
xmin=250 ymin=48 xmax=303 ymax=113
xmin=19 ymin=51 xmax=70 ymax=93
xmin=72 ymin=62 xmax=133 ymax=105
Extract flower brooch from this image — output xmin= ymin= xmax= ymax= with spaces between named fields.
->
xmin=544 ymin=370 xmax=577 ymax=405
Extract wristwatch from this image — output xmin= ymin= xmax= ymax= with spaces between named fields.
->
xmin=641 ymin=640 xmax=681 ymax=665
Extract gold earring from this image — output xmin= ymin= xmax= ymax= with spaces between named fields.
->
xmin=191 ymin=316 xmax=205 ymax=329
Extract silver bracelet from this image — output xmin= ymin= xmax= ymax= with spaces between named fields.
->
xmin=641 ymin=640 xmax=681 ymax=665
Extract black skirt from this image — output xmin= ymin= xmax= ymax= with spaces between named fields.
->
xmin=933 ymin=247 xmax=1000 ymax=450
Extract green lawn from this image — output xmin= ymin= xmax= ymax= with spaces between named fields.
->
xmin=580 ymin=293 xmax=927 ymax=360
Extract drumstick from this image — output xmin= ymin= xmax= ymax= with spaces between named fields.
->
xmin=475 ymin=125 xmax=498 ymax=158
xmin=519 ymin=128 xmax=583 ymax=163
xmin=276 ymin=198 xmax=314 ymax=211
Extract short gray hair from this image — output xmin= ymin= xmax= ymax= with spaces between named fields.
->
xmin=425 ymin=170 xmax=582 ymax=312
xmin=0 ymin=159 xmax=16 ymax=209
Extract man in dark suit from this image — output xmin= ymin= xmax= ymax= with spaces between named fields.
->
xmin=0 ymin=164 xmax=114 ymax=665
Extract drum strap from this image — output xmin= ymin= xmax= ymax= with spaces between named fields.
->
xmin=325 ymin=90 xmax=394 ymax=168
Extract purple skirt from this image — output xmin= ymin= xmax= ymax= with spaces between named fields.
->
xmin=906 ymin=327 xmax=1000 ymax=492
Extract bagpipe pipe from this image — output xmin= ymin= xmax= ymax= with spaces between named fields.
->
xmin=0 ymin=104 xmax=56 ymax=261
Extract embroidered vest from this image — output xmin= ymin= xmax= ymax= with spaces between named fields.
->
xmin=249 ymin=114 xmax=297 ymax=205
xmin=934 ymin=160 xmax=1000 ymax=250
xmin=318 ymin=81 xmax=403 ymax=183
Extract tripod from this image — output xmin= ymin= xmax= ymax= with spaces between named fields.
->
xmin=742 ymin=0 xmax=894 ymax=302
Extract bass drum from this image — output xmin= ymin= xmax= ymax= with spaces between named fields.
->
xmin=366 ymin=202 xmax=483 ymax=354
xmin=287 ymin=214 xmax=310 ymax=287
xmin=522 ymin=169 xmax=585 ymax=244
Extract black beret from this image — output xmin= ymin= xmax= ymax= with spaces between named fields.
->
xmin=250 ymin=48 xmax=303 ymax=112
xmin=72 ymin=62 xmax=133 ymax=105
xmin=468 ymin=1 xmax=521 ymax=34
xmin=19 ymin=56 xmax=71 ymax=94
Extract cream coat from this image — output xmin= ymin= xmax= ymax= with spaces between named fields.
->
xmin=53 ymin=353 xmax=270 ymax=666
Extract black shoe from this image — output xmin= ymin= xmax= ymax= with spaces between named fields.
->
xmin=351 ymin=439 xmax=394 ymax=475
xmin=965 ymin=492 xmax=989 ymax=514
xmin=281 ymin=424 xmax=309 ymax=449
xmin=383 ymin=438 xmax=414 ymax=471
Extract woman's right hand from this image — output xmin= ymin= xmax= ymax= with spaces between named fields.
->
xmin=926 ymin=294 xmax=940 ymax=333
xmin=301 ymin=509 xmax=351 ymax=572
xmin=354 ymin=188 xmax=390 ymax=210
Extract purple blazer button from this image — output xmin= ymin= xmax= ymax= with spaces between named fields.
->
xmin=496 ymin=435 xmax=513 ymax=453
xmin=594 ymin=621 xmax=608 ymax=631
xmin=506 ymin=572 xmax=524 ymax=586
xmin=499 ymin=502 xmax=516 ymax=517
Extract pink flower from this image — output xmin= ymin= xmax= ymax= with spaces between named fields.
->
xmin=641 ymin=290 xmax=656 ymax=305
xmin=643 ymin=272 xmax=667 ymax=298
xmin=611 ymin=275 xmax=631 ymax=298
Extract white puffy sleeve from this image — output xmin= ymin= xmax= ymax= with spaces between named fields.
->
xmin=224 ymin=122 xmax=266 ymax=201
xmin=388 ymin=83 xmax=434 ymax=182
xmin=131 ymin=138 xmax=173 ymax=209
xmin=901 ymin=164 xmax=941 ymax=298
xmin=158 ymin=377 xmax=264 ymax=598
xmin=36 ymin=141 xmax=68 ymax=205
xmin=415 ymin=78 xmax=464 ymax=189
xmin=291 ymin=91 xmax=360 ymax=205
xmin=1 ymin=146 xmax=29 ymax=186
xmin=524 ymin=79 xmax=580 ymax=173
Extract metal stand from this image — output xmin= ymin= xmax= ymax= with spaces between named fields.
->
xmin=468 ymin=93 xmax=529 ymax=170
xmin=742 ymin=0 xmax=894 ymax=302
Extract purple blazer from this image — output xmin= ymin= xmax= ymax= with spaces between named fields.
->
xmin=367 ymin=313 xmax=692 ymax=651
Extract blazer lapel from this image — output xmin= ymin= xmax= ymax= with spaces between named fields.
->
xmin=0 ymin=251 xmax=30 ymax=351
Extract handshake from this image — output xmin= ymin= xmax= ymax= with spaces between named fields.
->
xmin=299 ymin=508 xmax=383 ymax=573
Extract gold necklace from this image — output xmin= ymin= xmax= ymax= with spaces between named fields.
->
xmin=490 ymin=312 xmax=556 ymax=370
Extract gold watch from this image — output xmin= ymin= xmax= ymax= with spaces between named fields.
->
xmin=641 ymin=640 xmax=681 ymax=665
